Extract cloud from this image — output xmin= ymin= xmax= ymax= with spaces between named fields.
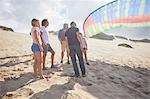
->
xmin=0 ymin=0 xmax=112 ymax=33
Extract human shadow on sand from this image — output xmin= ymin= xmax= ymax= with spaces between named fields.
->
xmin=0 ymin=54 xmax=32 ymax=67
xmin=29 ymin=60 xmax=150 ymax=99
xmin=0 ymin=54 xmax=32 ymax=60
xmin=0 ymin=72 xmax=36 ymax=98
xmin=0 ymin=59 xmax=32 ymax=67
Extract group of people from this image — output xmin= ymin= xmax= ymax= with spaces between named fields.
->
xmin=30 ymin=18 xmax=89 ymax=79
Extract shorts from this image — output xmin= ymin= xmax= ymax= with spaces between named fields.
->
xmin=61 ymin=41 xmax=69 ymax=52
xmin=31 ymin=43 xmax=42 ymax=52
xmin=42 ymin=43 xmax=54 ymax=52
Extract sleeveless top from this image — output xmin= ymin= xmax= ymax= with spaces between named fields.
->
xmin=31 ymin=27 xmax=41 ymax=44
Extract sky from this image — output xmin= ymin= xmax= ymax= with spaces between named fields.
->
xmin=0 ymin=0 xmax=112 ymax=33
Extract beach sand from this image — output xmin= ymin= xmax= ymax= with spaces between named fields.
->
xmin=0 ymin=29 xmax=150 ymax=99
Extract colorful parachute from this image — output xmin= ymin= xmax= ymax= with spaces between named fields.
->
xmin=83 ymin=0 xmax=150 ymax=37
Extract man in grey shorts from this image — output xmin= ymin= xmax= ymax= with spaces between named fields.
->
xmin=40 ymin=19 xmax=55 ymax=69
xmin=65 ymin=21 xmax=86 ymax=77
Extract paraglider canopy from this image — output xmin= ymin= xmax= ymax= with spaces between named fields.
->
xmin=83 ymin=0 xmax=150 ymax=38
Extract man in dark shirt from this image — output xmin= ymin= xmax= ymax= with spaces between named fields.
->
xmin=65 ymin=21 xmax=86 ymax=77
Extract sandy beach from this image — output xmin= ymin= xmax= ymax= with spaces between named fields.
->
xmin=0 ymin=29 xmax=150 ymax=99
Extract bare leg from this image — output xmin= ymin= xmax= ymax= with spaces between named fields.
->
xmin=51 ymin=50 xmax=55 ymax=67
xmin=36 ymin=52 xmax=44 ymax=78
xmin=32 ymin=54 xmax=34 ymax=60
xmin=61 ymin=51 xmax=64 ymax=63
xmin=66 ymin=43 xmax=70 ymax=64
xmin=84 ymin=50 xmax=89 ymax=65
xmin=33 ymin=53 xmax=38 ymax=76
xmin=67 ymin=50 xmax=70 ymax=64
xmin=43 ymin=52 xmax=47 ymax=69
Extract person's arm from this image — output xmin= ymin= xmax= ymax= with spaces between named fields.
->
xmin=85 ymin=38 xmax=88 ymax=49
xmin=65 ymin=36 xmax=68 ymax=45
xmin=65 ymin=32 xmax=70 ymax=50
xmin=76 ymin=28 xmax=82 ymax=44
xmin=65 ymin=32 xmax=68 ymax=46
xmin=65 ymin=36 xmax=70 ymax=52
xmin=40 ymin=32 xmax=46 ymax=48
xmin=84 ymin=37 xmax=88 ymax=50
xmin=33 ymin=30 xmax=42 ymax=49
xmin=58 ymin=30 xmax=61 ymax=42
xmin=76 ymin=32 xmax=83 ymax=49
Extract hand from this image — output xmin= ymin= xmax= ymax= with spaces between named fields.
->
xmin=39 ymin=46 xmax=43 ymax=51
xmin=84 ymin=48 xmax=87 ymax=50
xmin=43 ymin=43 xmax=47 ymax=49
xmin=80 ymin=45 xmax=83 ymax=52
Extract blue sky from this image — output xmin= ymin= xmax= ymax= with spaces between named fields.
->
xmin=0 ymin=0 xmax=112 ymax=33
